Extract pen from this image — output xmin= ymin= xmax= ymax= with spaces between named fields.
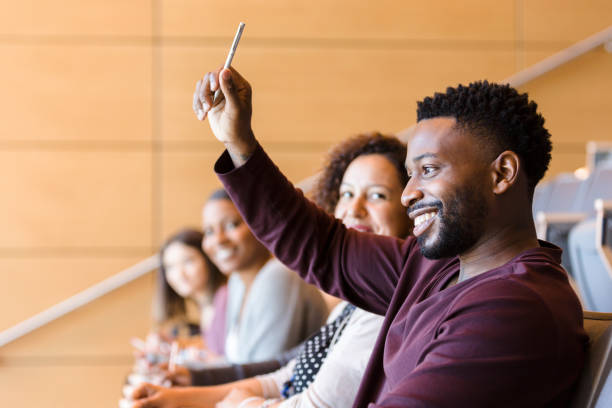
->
xmin=213 ymin=22 xmax=246 ymax=104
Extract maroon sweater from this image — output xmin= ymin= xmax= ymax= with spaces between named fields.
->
xmin=216 ymin=144 xmax=587 ymax=407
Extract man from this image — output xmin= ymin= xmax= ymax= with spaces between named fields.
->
xmin=133 ymin=68 xmax=586 ymax=407
xmin=192 ymin=68 xmax=587 ymax=407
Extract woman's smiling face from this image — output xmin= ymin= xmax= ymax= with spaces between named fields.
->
xmin=334 ymin=153 xmax=412 ymax=238
xmin=201 ymin=198 xmax=268 ymax=274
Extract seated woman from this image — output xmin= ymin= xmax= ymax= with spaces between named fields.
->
xmin=202 ymin=189 xmax=328 ymax=364
xmin=134 ymin=228 xmax=228 ymax=364
xmin=131 ymin=132 xmax=412 ymax=408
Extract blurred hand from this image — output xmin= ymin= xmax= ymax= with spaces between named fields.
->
xmin=193 ymin=67 xmax=256 ymax=166
xmin=158 ymin=362 xmax=192 ymax=387
xmin=215 ymin=388 xmax=262 ymax=408
xmin=130 ymin=383 xmax=179 ymax=408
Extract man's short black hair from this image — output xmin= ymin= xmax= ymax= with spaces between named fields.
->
xmin=416 ymin=81 xmax=552 ymax=193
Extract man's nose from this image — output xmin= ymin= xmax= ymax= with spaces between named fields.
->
xmin=401 ymin=181 xmax=424 ymax=208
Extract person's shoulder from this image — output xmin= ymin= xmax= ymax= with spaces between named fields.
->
xmin=350 ymin=307 xmax=385 ymax=329
xmin=254 ymin=258 xmax=303 ymax=293
xmin=259 ymin=258 xmax=293 ymax=277
xmin=449 ymin=273 xmax=566 ymax=323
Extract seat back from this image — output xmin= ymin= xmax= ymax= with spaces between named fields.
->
xmin=574 ymin=166 xmax=612 ymax=215
xmin=546 ymin=173 xmax=584 ymax=213
xmin=570 ymin=311 xmax=612 ymax=408
xmin=569 ymin=220 xmax=612 ymax=312
xmin=533 ymin=180 xmax=554 ymax=219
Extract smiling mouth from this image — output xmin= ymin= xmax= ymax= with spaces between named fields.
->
xmin=411 ymin=210 xmax=438 ymax=237
xmin=216 ymin=247 xmax=236 ymax=262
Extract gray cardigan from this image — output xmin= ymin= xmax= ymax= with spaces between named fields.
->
xmin=225 ymin=258 xmax=327 ymax=363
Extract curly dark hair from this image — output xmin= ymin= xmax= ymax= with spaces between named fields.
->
xmin=416 ymin=81 xmax=552 ymax=193
xmin=313 ymin=132 xmax=408 ymax=213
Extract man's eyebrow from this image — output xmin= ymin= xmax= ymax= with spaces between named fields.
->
xmin=412 ymin=153 xmax=437 ymax=163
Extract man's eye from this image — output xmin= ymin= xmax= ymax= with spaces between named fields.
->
xmin=370 ymin=192 xmax=386 ymax=200
xmin=340 ymin=191 xmax=353 ymax=199
xmin=423 ymin=166 xmax=437 ymax=176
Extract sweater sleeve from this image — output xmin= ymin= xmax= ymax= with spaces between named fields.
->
xmin=216 ymin=144 xmax=415 ymax=315
xmin=368 ymin=279 xmax=580 ymax=408
xmin=256 ymin=359 xmax=296 ymax=399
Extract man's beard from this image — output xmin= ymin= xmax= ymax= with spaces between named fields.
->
xmin=416 ymin=186 xmax=488 ymax=259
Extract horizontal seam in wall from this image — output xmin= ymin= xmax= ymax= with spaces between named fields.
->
xmin=0 ymin=354 xmax=134 ymax=367
xmin=0 ymin=247 xmax=154 ymax=258
xmin=0 ymin=34 xmax=574 ymax=52
xmin=0 ymin=140 xmax=335 ymax=153
xmin=0 ymin=141 xmax=592 ymax=154
xmin=0 ymin=140 xmax=152 ymax=152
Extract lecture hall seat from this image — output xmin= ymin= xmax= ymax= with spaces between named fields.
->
xmin=570 ymin=311 xmax=612 ymax=408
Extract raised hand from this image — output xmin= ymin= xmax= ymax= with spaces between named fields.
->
xmin=193 ymin=67 xmax=257 ymax=166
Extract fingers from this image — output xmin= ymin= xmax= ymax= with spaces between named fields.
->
xmin=200 ymin=71 xmax=216 ymax=110
xmin=131 ymin=397 xmax=157 ymax=408
xmin=217 ymin=69 xmax=233 ymax=106
xmin=193 ymin=80 xmax=205 ymax=121
xmin=192 ymin=70 xmax=219 ymax=121
xmin=132 ymin=383 xmax=157 ymax=400
xmin=192 ymin=66 xmax=251 ymax=124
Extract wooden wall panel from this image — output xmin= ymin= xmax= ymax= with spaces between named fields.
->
xmin=520 ymin=48 xmax=612 ymax=150
xmin=160 ymin=0 xmax=515 ymax=41
xmin=161 ymin=47 xmax=516 ymax=144
xmin=160 ymin=149 xmax=328 ymax=242
xmin=0 ymin=0 xmax=152 ymax=36
xmin=0 ymin=3 xmax=610 ymax=407
xmin=160 ymin=150 xmax=224 ymax=242
xmin=1 ymin=275 xmax=152 ymax=356
xmin=0 ymin=45 xmax=152 ymax=142
xmin=0 ymin=256 xmax=149 ymax=330
xmin=523 ymin=0 xmax=612 ymax=44
xmin=0 ymin=365 xmax=132 ymax=408
xmin=0 ymin=151 xmax=153 ymax=249
xmin=544 ymin=152 xmax=588 ymax=182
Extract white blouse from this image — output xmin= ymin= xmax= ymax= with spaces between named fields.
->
xmin=256 ymin=301 xmax=384 ymax=407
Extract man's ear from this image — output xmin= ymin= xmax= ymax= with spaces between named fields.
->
xmin=490 ymin=150 xmax=520 ymax=195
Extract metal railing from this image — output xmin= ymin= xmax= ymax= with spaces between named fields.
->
xmin=504 ymin=25 xmax=612 ymax=87
xmin=0 ymin=255 xmax=159 ymax=347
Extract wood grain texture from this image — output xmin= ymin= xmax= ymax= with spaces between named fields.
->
xmin=1 ymin=275 xmax=152 ymax=356
xmin=0 ymin=255 xmax=150 ymax=330
xmin=0 ymin=365 xmax=133 ymax=408
xmin=0 ymin=0 xmax=151 ymax=36
xmin=523 ymin=0 xmax=612 ymax=44
xmin=0 ymin=44 xmax=152 ymax=142
xmin=0 ymin=151 xmax=153 ymax=248
xmin=520 ymin=48 xmax=612 ymax=147
xmin=161 ymin=47 xmax=516 ymax=144
xmin=159 ymin=148 xmax=329 ymax=242
xmin=160 ymin=0 xmax=515 ymax=41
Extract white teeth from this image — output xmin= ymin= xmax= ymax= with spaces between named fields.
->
xmin=216 ymin=248 xmax=235 ymax=261
xmin=414 ymin=211 xmax=437 ymax=227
